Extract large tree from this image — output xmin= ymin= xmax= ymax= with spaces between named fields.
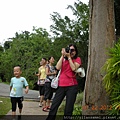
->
xmin=82 ymin=0 xmax=115 ymax=115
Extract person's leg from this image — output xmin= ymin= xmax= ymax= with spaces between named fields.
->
xmin=39 ymin=86 xmax=44 ymax=107
xmin=46 ymin=99 xmax=51 ymax=109
xmin=42 ymin=100 xmax=47 ymax=108
xmin=38 ymin=85 xmax=40 ymax=98
xmin=46 ymin=87 xmax=65 ymax=120
xmin=47 ymin=86 xmax=53 ymax=108
xmin=64 ymin=86 xmax=78 ymax=116
xmin=48 ymin=88 xmax=53 ymax=100
xmin=11 ymin=97 xmax=17 ymax=119
xmin=43 ymin=83 xmax=50 ymax=111
xmin=39 ymin=95 xmax=44 ymax=106
xmin=18 ymin=97 xmax=23 ymax=115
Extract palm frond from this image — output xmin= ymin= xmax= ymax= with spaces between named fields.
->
xmin=102 ymin=40 xmax=120 ymax=115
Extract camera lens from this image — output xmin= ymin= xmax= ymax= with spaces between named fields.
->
xmin=65 ymin=47 xmax=70 ymax=53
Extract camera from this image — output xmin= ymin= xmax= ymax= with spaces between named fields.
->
xmin=65 ymin=47 xmax=70 ymax=53
xmin=64 ymin=47 xmax=71 ymax=60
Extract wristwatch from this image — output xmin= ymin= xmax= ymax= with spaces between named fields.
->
xmin=68 ymin=58 xmax=71 ymax=60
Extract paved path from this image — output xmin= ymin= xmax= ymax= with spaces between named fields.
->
xmin=2 ymin=100 xmax=49 ymax=120
xmin=6 ymin=100 xmax=48 ymax=115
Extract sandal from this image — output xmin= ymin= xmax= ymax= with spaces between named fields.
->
xmin=47 ymin=106 xmax=50 ymax=109
xmin=42 ymin=107 xmax=49 ymax=112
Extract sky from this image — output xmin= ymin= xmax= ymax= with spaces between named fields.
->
xmin=0 ymin=0 xmax=89 ymax=45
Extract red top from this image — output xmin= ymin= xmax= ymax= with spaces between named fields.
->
xmin=59 ymin=57 xmax=81 ymax=87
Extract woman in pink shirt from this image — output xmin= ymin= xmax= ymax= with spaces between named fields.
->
xmin=46 ymin=44 xmax=81 ymax=120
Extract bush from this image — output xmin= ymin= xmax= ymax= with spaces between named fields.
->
xmin=102 ymin=40 xmax=120 ymax=115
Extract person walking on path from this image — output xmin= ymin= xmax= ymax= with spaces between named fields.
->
xmin=46 ymin=44 xmax=81 ymax=120
xmin=42 ymin=56 xmax=57 ymax=112
xmin=10 ymin=66 xmax=29 ymax=119
xmin=36 ymin=58 xmax=47 ymax=107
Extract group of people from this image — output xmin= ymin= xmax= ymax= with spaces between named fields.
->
xmin=9 ymin=44 xmax=82 ymax=120
xmin=35 ymin=56 xmax=57 ymax=112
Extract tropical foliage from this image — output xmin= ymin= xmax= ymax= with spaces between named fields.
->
xmin=102 ymin=40 xmax=120 ymax=115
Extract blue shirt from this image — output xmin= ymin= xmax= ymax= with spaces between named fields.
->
xmin=10 ymin=77 xmax=28 ymax=97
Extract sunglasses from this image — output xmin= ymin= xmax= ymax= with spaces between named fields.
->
xmin=70 ymin=49 xmax=75 ymax=52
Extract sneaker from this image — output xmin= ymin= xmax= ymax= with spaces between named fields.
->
xmin=39 ymin=103 xmax=42 ymax=107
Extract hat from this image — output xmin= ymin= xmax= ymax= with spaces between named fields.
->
xmin=75 ymin=67 xmax=85 ymax=77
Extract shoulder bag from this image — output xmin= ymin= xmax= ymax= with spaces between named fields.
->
xmin=51 ymin=70 xmax=61 ymax=89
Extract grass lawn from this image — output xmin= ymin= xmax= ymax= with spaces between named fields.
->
xmin=0 ymin=97 xmax=11 ymax=117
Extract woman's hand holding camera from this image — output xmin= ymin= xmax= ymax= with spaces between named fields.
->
xmin=61 ymin=48 xmax=70 ymax=59
xmin=61 ymin=48 xmax=65 ymax=56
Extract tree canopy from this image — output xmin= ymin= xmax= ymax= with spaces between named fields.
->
xmin=0 ymin=0 xmax=89 ymax=90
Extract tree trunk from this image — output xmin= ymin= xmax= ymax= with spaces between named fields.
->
xmin=82 ymin=0 xmax=115 ymax=115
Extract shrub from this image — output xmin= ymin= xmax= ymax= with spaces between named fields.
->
xmin=102 ymin=40 xmax=120 ymax=115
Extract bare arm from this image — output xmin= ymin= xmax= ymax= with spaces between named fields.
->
xmin=56 ymin=55 xmax=64 ymax=70
xmin=25 ymin=86 xmax=29 ymax=94
xmin=38 ymin=73 xmax=41 ymax=80
xmin=68 ymin=57 xmax=80 ymax=71
xmin=45 ymin=66 xmax=56 ymax=76
xmin=36 ymin=67 xmax=41 ymax=79
xmin=56 ymin=48 xmax=65 ymax=70
xmin=10 ymin=86 xmax=12 ymax=91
